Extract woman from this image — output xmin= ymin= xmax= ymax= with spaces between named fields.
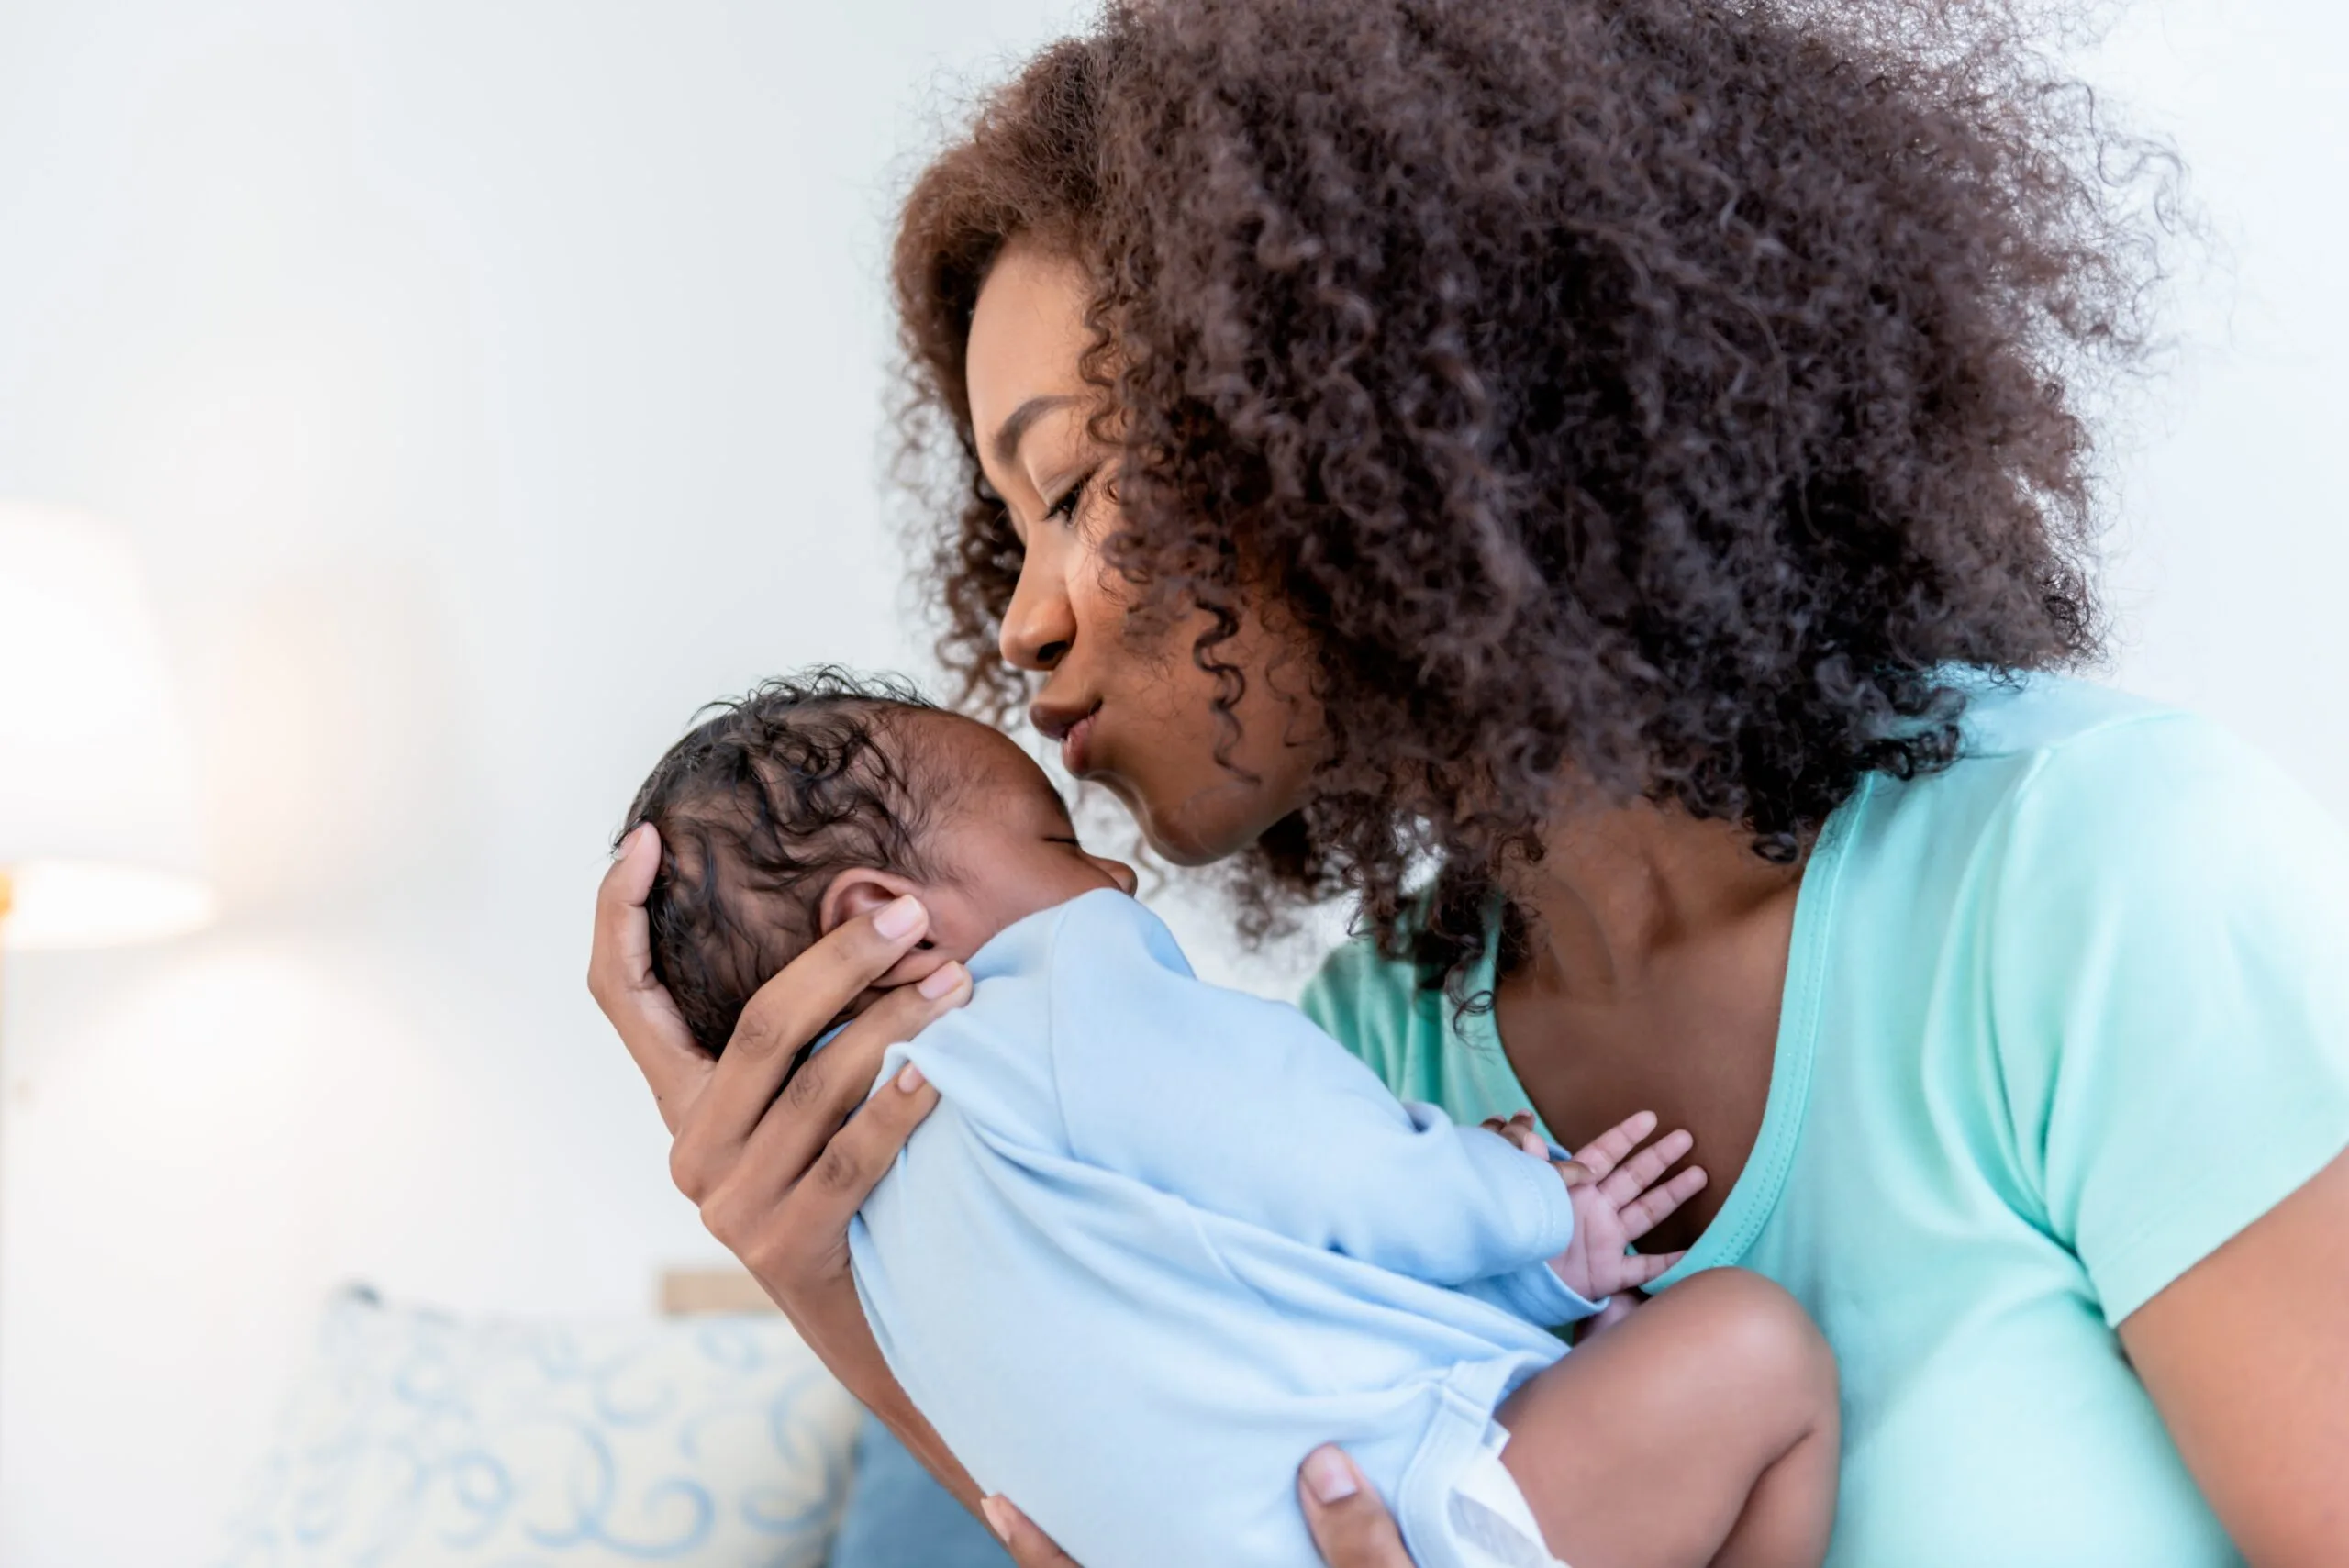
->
xmin=590 ymin=1 xmax=2349 ymax=1563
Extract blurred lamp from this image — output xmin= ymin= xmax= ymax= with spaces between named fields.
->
xmin=0 ymin=504 xmax=215 ymax=950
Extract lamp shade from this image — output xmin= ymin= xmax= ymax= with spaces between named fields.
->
xmin=0 ymin=504 xmax=215 ymax=949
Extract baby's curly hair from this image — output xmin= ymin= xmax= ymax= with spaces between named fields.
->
xmin=893 ymin=0 xmax=2173 ymax=994
xmin=621 ymin=669 xmax=943 ymax=1055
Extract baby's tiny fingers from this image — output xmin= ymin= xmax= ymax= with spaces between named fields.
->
xmin=1571 ymin=1109 xmax=1659 ymax=1182
xmin=1553 ymin=1159 xmax=1595 ymax=1190
xmin=1620 ymin=1249 xmax=1687 ymax=1286
xmin=1618 ymin=1165 xmax=1709 ymax=1241
xmin=1596 ymin=1126 xmax=1696 ymax=1207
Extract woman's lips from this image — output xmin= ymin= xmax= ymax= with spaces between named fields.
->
xmin=1060 ymin=708 xmax=1099 ymax=775
xmin=1030 ymin=698 xmax=1105 ymax=775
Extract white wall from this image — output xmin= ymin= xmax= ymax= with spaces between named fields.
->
xmin=2083 ymin=5 xmax=2349 ymax=790
xmin=0 ymin=2 xmax=2339 ymax=1562
xmin=0 ymin=2 xmax=1097 ymax=1561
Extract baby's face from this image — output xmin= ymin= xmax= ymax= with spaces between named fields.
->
xmin=912 ymin=717 xmax=1140 ymax=962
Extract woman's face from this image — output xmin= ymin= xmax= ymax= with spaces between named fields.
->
xmin=964 ymin=238 xmax=1324 ymax=865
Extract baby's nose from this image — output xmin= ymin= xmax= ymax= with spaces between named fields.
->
xmin=1098 ymin=856 xmax=1140 ymax=895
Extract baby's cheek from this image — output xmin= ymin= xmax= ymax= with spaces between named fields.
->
xmin=919 ymin=889 xmax=1005 ymax=966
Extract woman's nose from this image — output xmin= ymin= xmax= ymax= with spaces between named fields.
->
xmin=998 ymin=549 xmax=1076 ymax=672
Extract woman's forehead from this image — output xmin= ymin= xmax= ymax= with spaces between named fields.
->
xmin=966 ymin=243 xmax=1093 ymax=458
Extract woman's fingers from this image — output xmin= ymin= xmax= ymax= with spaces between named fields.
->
xmin=689 ymin=895 xmax=935 ymax=1154
xmin=981 ymin=1497 xmax=1083 ymax=1567
xmin=703 ymin=1056 xmax=946 ymax=1278
xmin=1298 ymin=1447 xmax=1418 ymax=1565
xmin=1597 ymin=1126 xmax=1696 ymax=1208
xmin=771 ymin=1057 xmax=944 ymax=1256
xmin=1618 ymin=1165 xmax=1709 ymax=1242
xmin=1570 ymin=1108 xmax=1658 ymax=1183
xmin=685 ymin=967 xmax=963 ymax=1220
xmin=706 ymin=962 xmax=970 ymax=1200
xmin=590 ymin=823 xmax=710 ymax=1134
xmin=690 ymin=973 xmax=962 ymax=1288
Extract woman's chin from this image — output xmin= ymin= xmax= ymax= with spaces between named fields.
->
xmin=1130 ymin=787 xmax=1288 ymax=868
xmin=1141 ymin=825 xmax=1230 ymax=868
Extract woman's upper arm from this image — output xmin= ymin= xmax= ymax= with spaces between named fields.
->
xmin=2120 ymin=1146 xmax=2349 ymax=1568
xmin=1979 ymin=717 xmax=2349 ymax=1560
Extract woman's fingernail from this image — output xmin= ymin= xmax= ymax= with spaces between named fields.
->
xmin=874 ymin=895 xmax=925 ymax=940
xmin=1303 ymin=1447 xmax=1359 ymax=1504
xmin=895 ymin=1062 xmax=927 ymax=1094
xmin=918 ymin=962 xmax=963 ymax=1000
xmin=980 ymin=1496 xmax=1011 ymax=1542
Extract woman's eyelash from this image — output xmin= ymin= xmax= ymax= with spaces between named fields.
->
xmin=1044 ymin=468 xmax=1097 ymax=524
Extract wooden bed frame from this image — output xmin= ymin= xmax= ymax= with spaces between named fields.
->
xmin=658 ymin=1267 xmax=781 ymax=1317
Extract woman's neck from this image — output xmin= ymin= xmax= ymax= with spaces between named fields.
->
xmin=1509 ymin=798 xmax=1802 ymax=1004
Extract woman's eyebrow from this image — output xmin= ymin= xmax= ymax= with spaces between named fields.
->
xmin=992 ymin=394 xmax=1077 ymax=466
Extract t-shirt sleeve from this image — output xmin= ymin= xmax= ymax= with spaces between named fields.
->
xmin=1988 ymin=713 xmax=2349 ymax=1325
xmin=1045 ymin=895 xmax=1583 ymax=1306
xmin=1297 ymin=938 xmax=1404 ymax=1080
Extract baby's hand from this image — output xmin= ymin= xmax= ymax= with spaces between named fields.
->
xmin=1485 ymin=1109 xmax=1707 ymax=1305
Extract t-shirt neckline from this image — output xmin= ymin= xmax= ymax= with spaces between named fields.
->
xmin=1455 ymin=781 xmax=1866 ymax=1287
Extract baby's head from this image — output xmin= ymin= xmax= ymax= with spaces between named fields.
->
xmin=622 ymin=668 xmax=1137 ymax=1054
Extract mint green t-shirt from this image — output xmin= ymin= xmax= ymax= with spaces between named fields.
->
xmin=1298 ymin=676 xmax=2349 ymax=1567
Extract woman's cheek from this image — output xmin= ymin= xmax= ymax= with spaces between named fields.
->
xmin=1082 ymin=586 xmax=1323 ymax=862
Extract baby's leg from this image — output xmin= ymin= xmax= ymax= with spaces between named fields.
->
xmin=1495 ymin=1269 xmax=1838 ymax=1568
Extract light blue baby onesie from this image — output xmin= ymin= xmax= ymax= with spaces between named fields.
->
xmin=852 ymin=889 xmax=1603 ymax=1568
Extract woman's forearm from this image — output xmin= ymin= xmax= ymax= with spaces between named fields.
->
xmin=793 ymin=1286 xmax=986 ymax=1512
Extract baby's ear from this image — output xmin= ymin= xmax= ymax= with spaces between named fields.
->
xmin=817 ymin=866 xmax=928 ymax=941
xmin=818 ymin=866 xmax=956 ymax=998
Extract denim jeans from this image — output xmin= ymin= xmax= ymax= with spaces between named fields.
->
xmin=829 ymin=1409 xmax=1016 ymax=1568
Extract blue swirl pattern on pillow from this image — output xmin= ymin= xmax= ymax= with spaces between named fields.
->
xmin=217 ymin=1286 xmax=862 ymax=1568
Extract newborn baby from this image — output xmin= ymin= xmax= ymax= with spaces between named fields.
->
xmin=623 ymin=670 xmax=1836 ymax=1568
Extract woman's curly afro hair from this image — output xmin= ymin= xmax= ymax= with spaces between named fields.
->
xmin=893 ymin=0 xmax=2172 ymax=994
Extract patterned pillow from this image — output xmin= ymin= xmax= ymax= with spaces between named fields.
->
xmin=216 ymin=1285 xmax=863 ymax=1568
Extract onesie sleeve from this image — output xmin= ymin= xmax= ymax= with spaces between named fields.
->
xmin=1988 ymin=714 xmax=2349 ymax=1325
xmin=1041 ymin=893 xmax=1590 ymax=1317
xmin=1454 ymin=1259 xmax=1608 ymax=1325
